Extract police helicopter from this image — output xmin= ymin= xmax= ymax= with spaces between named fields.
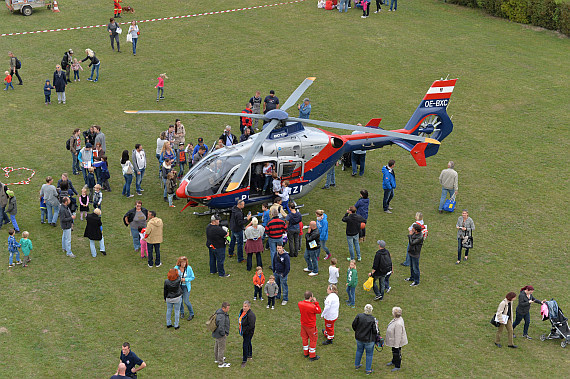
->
xmin=125 ymin=77 xmax=457 ymax=214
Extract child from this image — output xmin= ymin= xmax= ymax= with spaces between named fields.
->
xmin=4 ymin=71 xmax=14 ymax=90
xmin=271 ymin=172 xmax=281 ymax=194
xmin=177 ymin=142 xmax=187 ymax=178
xmin=5 ymin=190 xmax=19 ymax=233
xmin=277 ymin=180 xmax=292 ymax=213
xmin=253 ymin=266 xmax=265 ymax=301
xmin=19 ymin=231 xmax=33 ymax=267
xmin=166 ymin=171 xmax=178 ymax=208
xmin=7 ymin=228 xmax=21 ymax=267
xmin=44 ymin=79 xmax=55 ymax=104
xmin=87 ymin=167 xmax=96 ymax=199
xmin=328 ymin=257 xmax=340 ymax=285
xmin=346 ymin=260 xmax=358 ymax=308
xmin=92 ymin=184 xmax=102 ymax=210
xmin=264 ymin=275 xmax=279 ymax=309
xmin=71 ymin=58 xmax=83 ymax=82
xmin=138 ymin=226 xmax=148 ymax=258
xmin=155 ymin=73 xmax=168 ymax=102
xmin=79 ymin=187 xmax=89 ymax=220
xmin=40 ymin=196 xmax=47 ymax=224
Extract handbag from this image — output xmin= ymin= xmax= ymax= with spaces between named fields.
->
xmin=443 ymin=193 xmax=456 ymax=212
xmin=490 ymin=315 xmax=500 ymax=327
xmin=363 ymin=276 xmax=374 ymax=292
xmin=137 ymin=31 xmax=140 ymax=36
xmin=116 ymin=27 xmax=122 ymax=34
xmin=462 ymin=231 xmax=473 ymax=249
xmin=126 ymin=33 xmax=132 ymax=43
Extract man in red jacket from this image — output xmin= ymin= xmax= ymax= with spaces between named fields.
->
xmin=298 ymin=291 xmax=322 ymax=361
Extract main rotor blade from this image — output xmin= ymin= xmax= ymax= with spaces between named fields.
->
xmin=287 ymin=117 xmax=440 ymax=145
xmin=280 ymin=77 xmax=316 ymax=112
xmin=225 ymin=119 xmax=280 ymax=192
xmin=124 ymin=110 xmax=267 ymax=120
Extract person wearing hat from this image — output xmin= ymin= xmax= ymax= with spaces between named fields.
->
xmin=369 ymin=240 xmax=392 ymax=301
xmin=263 ymin=90 xmax=279 ymax=114
xmin=206 ymin=215 xmax=230 ymax=277
xmin=77 ymin=142 xmax=94 ymax=185
xmin=298 ymin=98 xmax=311 ymax=119
xmin=192 ymin=137 xmax=209 ymax=161
xmin=219 ymin=126 xmax=238 ymax=147
xmin=61 ymin=49 xmax=73 ymax=84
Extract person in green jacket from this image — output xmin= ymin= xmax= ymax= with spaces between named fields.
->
xmin=19 ymin=231 xmax=33 ymax=267
xmin=346 ymin=260 xmax=358 ymax=308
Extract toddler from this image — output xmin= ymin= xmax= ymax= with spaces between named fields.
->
xmin=19 ymin=231 xmax=33 ymax=267
xmin=5 ymin=190 xmax=19 ymax=233
xmin=44 ymin=79 xmax=55 ymax=104
xmin=328 ymin=257 xmax=340 ymax=285
xmin=253 ymin=266 xmax=265 ymax=301
xmin=271 ymin=172 xmax=281 ymax=194
xmin=7 ymin=228 xmax=21 ymax=267
xmin=277 ymin=180 xmax=292 ymax=213
xmin=155 ymin=73 xmax=168 ymax=102
xmin=92 ymin=184 xmax=102 ymax=210
xmin=40 ymin=196 xmax=47 ymax=224
xmin=87 ymin=167 xmax=96 ymax=199
xmin=79 ymin=187 xmax=90 ymax=220
xmin=71 ymin=58 xmax=83 ymax=82
xmin=138 ymin=226 xmax=148 ymax=258
xmin=4 ymin=71 xmax=13 ymax=90
xmin=346 ymin=260 xmax=358 ymax=307
xmin=166 ymin=171 xmax=178 ymax=207
xmin=264 ymin=275 xmax=279 ymax=309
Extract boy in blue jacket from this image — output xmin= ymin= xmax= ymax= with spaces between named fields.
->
xmin=382 ymin=159 xmax=396 ymax=213
xmin=44 ymin=79 xmax=55 ymax=105
xmin=7 ymin=228 xmax=21 ymax=267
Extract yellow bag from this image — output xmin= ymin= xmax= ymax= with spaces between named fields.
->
xmin=363 ymin=276 xmax=374 ymax=291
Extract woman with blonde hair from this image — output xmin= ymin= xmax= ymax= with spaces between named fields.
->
xmin=321 ymin=284 xmax=339 ymax=345
xmin=385 ymin=306 xmax=408 ymax=372
xmin=81 ymin=49 xmax=100 ymax=82
xmin=164 ymin=269 xmax=182 ymax=329
xmin=174 ymin=256 xmax=195 ymax=321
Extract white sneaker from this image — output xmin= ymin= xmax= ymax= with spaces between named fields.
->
xmin=215 ymin=357 xmax=226 ymax=364
xmin=282 ymin=300 xmax=288 ymax=306
xmin=374 ymin=10 xmax=378 ymax=13
xmin=266 ymin=305 xmax=270 ymax=309
xmin=271 ymin=306 xmax=275 ymax=309
xmin=218 ymin=362 xmax=231 ymax=368
xmin=308 ymin=272 xmax=318 ymax=276
xmin=303 ymin=268 xmax=311 ymax=272
xmin=253 ymin=297 xmax=257 ymax=301
xmin=361 ymin=15 xmax=366 ymax=18
xmin=386 ymin=287 xmax=392 ymax=293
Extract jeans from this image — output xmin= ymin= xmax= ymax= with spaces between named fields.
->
xmin=383 ymin=188 xmax=394 ymax=211
xmin=162 ymin=177 xmax=168 ymax=198
xmin=81 ymin=166 xmax=89 ymax=185
xmin=131 ymin=227 xmax=141 ymax=250
xmin=458 ymin=238 xmax=470 ymax=261
xmin=95 ymin=166 xmax=102 ymax=185
xmin=347 ymin=234 xmax=361 ymax=260
xmin=45 ymin=94 xmax=51 ymax=103
xmin=263 ymin=175 xmax=272 ymax=193
xmin=339 ymin=0 xmax=348 ymax=12
xmin=56 ymin=91 xmax=66 ymax=103
xmin=168 ymin=193 xmax=174 ymax=206
xmin=0 ymin=206 xmax=9 ymax=227
xmin=372 ymin=274 xmax=386 ymax=297
xmin=512 ymin=312 xmax=531 ymax=336
xmin=287 ymin=229 xmax=300 ymax=257
xmin=157 ymin=87 xmax=164 ymax=100
xmin=10 ymin=215 xmax=19 ymax=232
xmin=122 ymin=174 xmax=133 ymax=197
xmin=71 ymin=151 xmax=80 ymax=175
xmin=268 ymin=237 xmax=281 ymax=269
xmin=180 ymin=286 xmax=194 ymax=317
xmin=132 ymin=37 xmax=138 ymax=54
xmin=242 ymin=334 xmax=253 ymax=362
xmin=46 ymin=203 xmax=59 ymax=224
xmin=148 ymin=243 xmax=161 ymax=266
xmin=62 ymin=228 xmax=72 ymax=255
xmin=275 ymin=273 xmax=288 ymax=301
xmin=351 ymin=153 xmax=366 ymax=175
xmin=355 ymin=340 xmax=375 ymax=372
xmin=246 ymin=252 xmax=262 ymax=271
xmin=41 ymin=208 xmax=47 ymax=223
xmin=89 ymin=63 xmax=100 ymax=81
xmin=402 ymin=244 xmax=410 ymax=266
xmin=5 ymin=82 xmax=14 ymax=90
xmin=8 ymin=249 xmax=20 ymax=265
xmin=166 ymin=298 xmax=181 ymax=327
xmin=209 ymin=246 xmax=226 ymax=276
xmin=390 ymin=0 xmax=397 ymax=10
xmin=325 ymin=166 xmax=336 ymax=187
xmin=347 ymin=285 xmax=356 ymax=306
xmin=410 ymin=256 xmax=420 ymax=284
xmin=321 ymin=239 xmax=330 ymax=256
xmin=110 ymin=34 xmax=120 ymax=51
xmin=439 ymin=187 xmax=454 ymax=211
xmin=385 ymin=273 xmax=391 ymax=288
xmin=73 ymin=70 xmax=80 ymax=80
xmin=89 ymin=237 xmax=105 ymax=257
xmin=135 ymin=168 xmax=145 ymax=193
xmin=304 ymin=248 xmax=320 ymax=273
xmin=229 ymin=231 xmax=244 ymax=261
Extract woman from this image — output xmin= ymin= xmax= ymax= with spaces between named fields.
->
xmin=213 ymin=139 xmax=225 ymax=151
xmin=84 ymin=208 xmax=106 ymax=257
xmin=495 ymin=291 xmax=517 ymax=348
xmin=456 ymin=209 xmax=475 ymax=264
xmin=107 ymin=18 xmax=121 ymax=52
xmin=156 ymin=131 xmax=167 ymax=173
xmin=81 ymin=49 xmax=100 ymax=82
xmin=164 ymin=269 xmax=182 ymax=329
xmin=159 ymin=141 xmax=175 ymax=164
xmin=121 ymin=150 xmax=135 ymax=198
xmin=385 ymin=306 xmax=408 ymax=372
xmin=128 ymin=20 xmax=139 ymax=55
xmin=174 ymin=256 xmax=195 ymax=321
xmin=53 ymin=64 xmax=67 ymax=105
xmin=513 ymin=285 xmax=544 ymax=339
xmin=173 ymin=119 xmax=186 ymax=162
xmin=93 ymin=142 xmax=105 ymax=184
xmin=123 ymin=200 xmax=148 ymax=252
xmin=316 ymin=210 xmax=330 ymax=260
xmin=321 ymin=284 xmax=339 ymax=345
xmin=352 ymin=304 xmax=377 ymax=375
xmin=244 ymin=217 xmax=265 ymax=271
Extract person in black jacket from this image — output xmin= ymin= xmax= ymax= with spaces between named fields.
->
xmin=123 ymin=201 xmax=148 ymax=252
xmin=219 ymin=125 xmax=238 ymax=146
xmin=370 ymin=240 xmax=392 ymax=301
xmin=342 ymin=206 xmax=366 ymax=262
xmin=164 ymin=269 xmax=182 ymax=329
xmin=53 ymin=64 xmax=67 ymax=104
xmin=512 ymin=285 xmax=544 ymax=339
xmin=352 ymin=304 xmax=377 ymax=374
xmin=213 ymin=302 xmax=231 ymax=368
xmin=206 ymin=215 xmax=230 ymax=277
xmin=59 ymin=197 xmax=76 ymax=258
xmin=84 ymin=208 xmax=106 ymax=257
xmin=61 ymin=49 xmax=73 ymax=83
xmin=238 ymin=301 xmax=256 ymax=368
xmin=405 ymin=224 xmax=424 ymax=287
xmin=228 ymin=200 xmax=251 ymax=263
xmin=81 ymin=49 xmax=100 ymax=82
xmin=303 ymin=221 xmax=321 ymax=276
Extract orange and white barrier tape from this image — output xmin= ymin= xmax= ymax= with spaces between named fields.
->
xmin=2 ymin=167 xmax=36 ymax=185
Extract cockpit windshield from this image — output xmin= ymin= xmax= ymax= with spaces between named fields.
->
xmin=186 ymin=152 xmax=244 ymax=197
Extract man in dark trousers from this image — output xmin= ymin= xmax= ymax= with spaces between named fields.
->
xmin=206 ymin=215 xmax=230 ymax=277
xmin=263 ymin=90 xmax=279 ymax=114
xmin=405 ymin=224 xmax=424 ymax=287
xmin=342 ymin=206 xmax=366 ymax=262
xmin=382 ymin=159 xmax=396 ymax=213
xmin=229 ymin=200 xmax=251 ymax=262
xmin=8 ymin=52 xmax=22 ymax=85
xmin=238 ymin=300 xmax=256 ymax=368
xmin=370 ymin=240 xmax=392 ymax=301
xmin=303 ymin=220 xmax=321 ymax=276
xmin=118 ymin=342 xmax=146 ymax=378
xmin=273 ymin=245 xmax=290 ymax=305
xmin=266 ymin=208 xmax=286 ymax=269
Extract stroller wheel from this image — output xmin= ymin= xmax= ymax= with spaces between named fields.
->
xmin=562 ymin=340 xmax=567 ymax=348
xmin=540 ymin=334 xmax=546 ymax=341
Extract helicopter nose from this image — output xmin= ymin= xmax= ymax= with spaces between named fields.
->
xmin=176 ymin=180 xmax=188 ymax=198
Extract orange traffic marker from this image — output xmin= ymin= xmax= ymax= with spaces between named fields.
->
xmin=52 ymin=0 xmax=60 ymax=12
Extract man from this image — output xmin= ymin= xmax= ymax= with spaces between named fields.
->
xmin=298 ymin=290 xmax=322 ymax=361
xmin=322 ymin=162 xmax=337 ymax=189
xmin=238 ymin=300 xmax=256 ymax=368
xmin=240 ymin=102 xmax=253 ymax=135
xmin=0 ymin=181 xmax=10 ymax=229
xmin=239 ymin=127 xmax=252 ymax=143
xmin=263 ymin=90 xmax=279 ymax=114
xmin=303 ymin=221 xmax=320 ymax=276
xmin=219 ymin=125 xmax=238 ymax=146
xmin=438 ymin=161 xmax=458 ymax=213
xmin=77 ymin=142 xmax=94 ymax=185
xmin=69 ymin=128 xmax=81 ymax=175
xmin=266 ymin=208 xmax=286 ymax=268
xmin=298 ymin=98 xmax=311 ymax=119
xmin=59 ymin=197 xmax=76 ymax=258
xmin=192 ymin=146 xmax=207 ymax=165
xmin=40 ymin=176 xmax=59 ymax=226
xmin=285 ymin=202 xmax=302 ymax=257
xmin=249 ymin=91 xmax=262 ymax=130
xmin=370 ymin=240 xmax=392 ymax=301
xmin=213 ymin=302 xmax=231 ymax=368
xmin=351 ymin=127 xmax=366 ymax=176
xmin=405 ymin=224 xmax=424 ymax=287
xmin=166 ymin=124 xmax=175 ymax=144
xmin=144 ymin=210 xmax=163 ymax=267
xmin=111 ymin=362 xmax=129 ymax=379
xmin=132 ymin=144 xmax=147 ymax=195
xmin=118 ymin=342 xmax=146 ymax=378
xmin=83 ymin=125 xmax=96 ymax=146
xmin=229 ymin=200 xmax=251 ymax=262
xmin=53 ymin=64 xmax=67 ymax=104
xmin=206 ymin=215 xmax=230 ymax=277
xmin=8 ymin=52 xmax=22 ymax=85
xmin=382 ymin=159 xmax=396 ymax=214
xmin=192 ymin=137 xmax=208 ymax=160
xmin=269 ymin=196 xmax=287 ymax=218
xmin=342 ymin=206 xmax=365 ymax=261
xmin=61 ymin=49 xmax=73 ymax=83
xmin=94 ymin=125 xmax=106 ymax=152
xmin=57 ymin=173 xmax=78 ymax=196
xmin=273 ymin=245 xmax=290 ymax=305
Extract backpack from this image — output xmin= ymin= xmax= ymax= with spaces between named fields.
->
xmin=66 ymin=138 xmax=71 ymax=150
xmin=421 ymin=223 xmax=428 ymax=239
xmin=206 ymin=312 xmax=218 ymax=332
xmin=15 ymin=58 xmax=21 ymax=69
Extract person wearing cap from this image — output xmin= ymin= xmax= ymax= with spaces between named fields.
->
xmin=206 ymin=215 xmax=230 ymax=277
xmin=219 ymin=126 xmax=238 ymax=147
xmin=61 ymin=49 xmax=73 ymax=84
xmin=298 ymin=98 xmax=311 ymax=119
xmin=192 ymin=137 xmax=209 ymax=161
xmin=263 ymin=90 xmax=279 ymax=114
xmin=369 ymin=240 xmax=392 ymax=301
xmin=77 ymin=142 xmax=94 ymax=185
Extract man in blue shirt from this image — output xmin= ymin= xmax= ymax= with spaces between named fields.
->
xmin=118 ymin=342 xmax=146 ymax=378
xmin=192 ymin=137 xmax=209 ymax=161
xmin=298 ymin=98 xmax=311 ymax=119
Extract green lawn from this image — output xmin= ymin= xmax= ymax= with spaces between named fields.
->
xmin=0 ymin=0 xmax=569 ymax=377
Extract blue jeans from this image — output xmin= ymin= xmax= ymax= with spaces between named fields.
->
xmin=229 ymin=230 xmax=244 ymax=262
xmin=402 ymin=243 xmax=411 ymax=266
xmin=347 ymin=285 xmax=356 ymax=306
xmin=347 ymin=234 xmax=361 ymax=260
xmin=135 ymin=168 xmax=145 ymax=193
xmin=179 ymin=286 xmax=194 ymax=317
xmin=351 ymin=153 xmax=366 ymax=176
xmin=9 ymin=249 xmax=20 ymax=265
xmin=439 ymin=187 xmax=454 ymax=211
xmin=321 ymin=239 xmax=330 ymax=256
xmin=10 ymin=215 xmax=19 ymax=232
xmin=390 ymin=0 xmax=397 ymax=10
xmin=373 ymin=275 xmax=386 ymax=297
xmin=512 ymin=312 xmax=531 ymax=336
xmin=268 ymin=237 xmax=282 ymax=269
xmin=0 ymin=206 xmax=9 ymax=227
xmin=263 ymin=175 xmax=272 ymax=193
xmin=41 ymin=208 xmax=47 ymax=223
xmin=304 ymin=248 xmax=320 ymax=273
xmin=325 ymin=166 xmax=336 ymax=187
xmin=122 ymin=174 xmax=133 ymax=197
xmin=46 ymin=203 xmax=59 ymax=224
xmin=384 ymin=273 xmax=391 ymax=288
xmin=148 ymin=243 xmax=161 ymax=266
xmin=355 ymin=340 xmax=375 ymax=372
xmin=339 ymin=0 xmax=348 ymax=12
xmin=275 ymin=273 xmax=288 ymax=301
xmin=89 ymin=63 xmax=100 ymax=81
xmin=209 ymin=246 xmax=226 ymax=276
xmin=157 ymin=87 xmax=164 ymax=100
xmin=166 ymin=298 xmax=182 ymax=327
xmin=132 ymin=37 xmax=138 ymax=54
xmin=5 ymin=82 xmax=14 ymax=90
xmin=73 ymin=70 xmax=80 ymax=80
xmin=383 ymin=188 xmax=394 ymax=211
xmin=410 ymin=256 xmax=420 ymax=284
xmin=89 ymin=238 xmax=105 ymax=257
xmin=71 ymin=151 xmax=80 ymax=174
xmin=62 ymin=228 xmax=72 ymax=255
xmin=81 ymin=167 xmax=89 ymax=185
xmin=131 ymin=227 xmax=141 ymax=250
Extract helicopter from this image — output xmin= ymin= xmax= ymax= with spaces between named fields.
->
xmin=125 ymin=77 xmax=457 ymax=214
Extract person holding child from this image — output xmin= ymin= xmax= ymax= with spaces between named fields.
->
xmin=245 ymin=217 xmax=265 ymax=271
xmin=84 ymin=208 xmax=106 ymax=257
xmin=174 ymin=256 xmax=195 ymax=321
xmin=7 ymin=228 xmax=21 ymax=267
xmin=321 ymin=284 xmax=340 ymax=345
xmin=252 ymin=266 xmax=265 ymax=301
xmin=19 ymin=231 xmax=32 ymax=267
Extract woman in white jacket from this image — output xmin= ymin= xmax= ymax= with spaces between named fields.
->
xmin=321 ymin=284 xmax=339 ymax=345
xmin=385 ymin=306 xmax=408 ymax=372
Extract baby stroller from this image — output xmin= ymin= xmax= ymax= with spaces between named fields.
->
xmin=540 ymin=299 xmax=570 ymax=348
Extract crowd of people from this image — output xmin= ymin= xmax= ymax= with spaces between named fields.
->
xmin=318 ymin=0 xmax=398 ymax=16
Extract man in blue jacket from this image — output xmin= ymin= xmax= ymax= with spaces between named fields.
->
xmin=382 ymin=159 xmax=396 ymax=214
xmin=273 ymin=245 xmax=290 ymax=305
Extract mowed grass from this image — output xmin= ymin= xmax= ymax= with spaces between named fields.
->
xmin=0 ymin=0 xmax=569 ymax=377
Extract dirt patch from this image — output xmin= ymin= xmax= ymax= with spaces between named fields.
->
xmin=0 ymin=327 xmax=8 ymax=333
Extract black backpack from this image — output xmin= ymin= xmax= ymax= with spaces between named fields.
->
xmin=66 ymin=138 xmax=71 ymax=150
xmin=15 ymin=58 xmax=21 ymax=69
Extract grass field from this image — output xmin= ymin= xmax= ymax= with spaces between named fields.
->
xmin=0 ymin=0 xmax=569 ymax=377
